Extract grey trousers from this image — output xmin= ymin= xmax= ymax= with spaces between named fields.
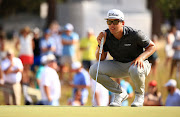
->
xmin=89 ymin=60 xmax=151 ymax=95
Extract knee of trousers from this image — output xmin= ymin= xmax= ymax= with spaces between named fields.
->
xmin=128 ymin=65 xmax=145 ymax=79
xmin=89 ymin=63 xmax=98 ymax=80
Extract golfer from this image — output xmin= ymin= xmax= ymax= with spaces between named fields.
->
xmin=89 ymin=9 xmax=156 ymax=107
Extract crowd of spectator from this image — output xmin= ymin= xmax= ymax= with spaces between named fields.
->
xmin=0 ymin=22 xmax=180 ymax=106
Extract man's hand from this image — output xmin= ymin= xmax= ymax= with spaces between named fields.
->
xmin=97 ymin=32 xmax=106 ymax=46
xmin=131 ymin=57 xmax=144 ymax=68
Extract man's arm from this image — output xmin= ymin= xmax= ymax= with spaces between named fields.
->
xmin=44 ymin=85 xmax=52 ymax=102
xmin=132 ymin=40 xmax=156 ymax=68
xmin=62 ymin=39 xmax=77 ymax=45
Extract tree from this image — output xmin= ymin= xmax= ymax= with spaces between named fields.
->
xmin=157 ymin=0 xmax=180 ymax=26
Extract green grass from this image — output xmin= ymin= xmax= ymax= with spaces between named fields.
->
xmin=0 ymin=106 xmax=179 ymax=117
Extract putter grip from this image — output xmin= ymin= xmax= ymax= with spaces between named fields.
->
xmin=99 ymin=37 xmax=104 ymax=54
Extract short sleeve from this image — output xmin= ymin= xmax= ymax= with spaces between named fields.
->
xmin=41 ymin=70 xmax=51 ymax=86
xmin=72 ymin=32 xmax=79 ymax=40
xmin=136 ymin=30 xmax=150 ymax=48
xmin=17 ymin=58 xmax=23 ymax=70
xmin=40 ymin=39 xmax=46 ymax=48
xmin=103 ymin=40 xmax=109 ymax=52
xmin=1 ymin=60 xmax=8 ymax=71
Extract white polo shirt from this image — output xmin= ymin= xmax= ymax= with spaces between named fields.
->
xmin=40 ymin=66 xmax=61 ymax=100
xmin=1 ymin=58 xmax=23 ymax=84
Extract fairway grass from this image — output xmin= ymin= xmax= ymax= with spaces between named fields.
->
xmin=0 ymin=106 xmax=179 ymax=117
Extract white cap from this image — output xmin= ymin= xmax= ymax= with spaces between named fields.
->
xmin=105 ymin=9 xmax=124 ymax=21
xmin=71 ymin=62 xmax=82 ymax=70
xmin=165 ymin=79 xmax=177 ymax=87
xmin=46 ymin=54 xmax=56 ymax=63
xmin=64 ymin=23 xmax=74 ymax=31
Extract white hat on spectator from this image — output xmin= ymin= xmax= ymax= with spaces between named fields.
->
xmin=64 ymin=23 xmax=74 ymax=31
xmin=46 ymin=54 xmax=56 ymax=63
xmin=71 ymin=61 xmax=82 ymax=70
xmin=165 ymin=79 xmax=177 ymax=87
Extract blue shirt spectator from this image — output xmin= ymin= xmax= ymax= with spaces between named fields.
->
xmin=71 ymin=62 xmax=90 ymax=105
xmin=62 ymin=32 xmax=79 ymax=56
xmin=166 ymin=89 xmax=180 ymax=106
xmin=165 ymin=79 xmax=180 ymax=106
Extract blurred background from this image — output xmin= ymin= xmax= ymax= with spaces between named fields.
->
xmin=0 ymin=0 xmax=180 ymax=106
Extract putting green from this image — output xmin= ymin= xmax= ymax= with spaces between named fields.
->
xmin=0 ymin=106 xmax=179 ymax=117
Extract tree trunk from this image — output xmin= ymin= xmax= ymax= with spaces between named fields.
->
xmin=148 ymin=0 xmax=163 ymax=37
xmin=46 ymin=0 xmax=56 ymax=28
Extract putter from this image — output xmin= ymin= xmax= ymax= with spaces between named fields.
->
xmin=92 ymin=32 xmax=104 ymax=107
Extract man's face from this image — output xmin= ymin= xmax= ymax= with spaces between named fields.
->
xmin=107 ymin=19 xmax=124 ymax=34
xmin=7 ymin=53 xmax=13 ymax=60
xmin=167 ymin=86 xmax=174 ymax=93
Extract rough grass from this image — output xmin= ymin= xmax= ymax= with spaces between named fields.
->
xmin=0 ymin=106 xmax=179 ymax=117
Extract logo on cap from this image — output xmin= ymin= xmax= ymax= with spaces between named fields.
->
xmin=109 ymin=13 xmax=119 ymax=16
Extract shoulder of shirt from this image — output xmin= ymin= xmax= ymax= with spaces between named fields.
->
xmin=123 ymin=26 xmax=139 ymax=35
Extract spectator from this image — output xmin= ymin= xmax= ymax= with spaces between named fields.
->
xmin=164 ymin=26 xmax=176 ymax=66
xmin=1 ymin=50 xmax=23 ymax=105
xmin=91 ymin=79 xmax=109 ymax=106
xmin=49 ymin=21 xmax=63 ymax=80
xmin=169 ymin=30 xmax=180 ymax=78
xmin=80 ymin=28 xmax=98 ymax=71
xmin=0 ymin=66 xmax=3 ymax=85
xmin=165 ymin=79 xmax=180 ymax=106
xmin=35 ymin=55 xmax=47 ymax=89
xmin=23 ymin=55 xmax=47 ymax=105
xmin=31 ymin=27 xmax=42 ymax=72
xmin=109 ymin=78 xmax=134 ymax=106
xmin=148 ymin=35 xmax=159 ymax=77
xmin=70 ymin=61 xmax=90 ymax=105
xmin=0 ymin=34 xmax=6 ymax=64
xmin=61 ymin=23 xmax=79 ymax=82
xmin=68 ymin=88 xmax=82 ymax=106
xmin=39 ymin=54 xmax=61 ymax=106
xmin=144 ymin=80 xmax=162 ymax=106
xmin=15 ymin=26 xmax=34 ymax=86
xmin=0 ymin=34 xmax=5 ymax=85
xmin=40 ymin=29 xmax=56 ymax=56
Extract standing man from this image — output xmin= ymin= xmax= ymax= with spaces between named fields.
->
xmin=80 ymin=28 xmax=98 ymax=71
xmin=61 ymin=23 xmax=79 ymax=81
xmin=1 ymin=50 xmax=23 ymax=105
xmin=89 ymin=9 xmax=156 ymax=107
xmin=39 ymin=54 xmax=61 ymax=106
xmin=165 ymin=79 xmax=180 ymax=106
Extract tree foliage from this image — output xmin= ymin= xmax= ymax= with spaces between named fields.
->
xmin=0 ymin=0 xmax=47 ymax=18
xmin=0 ymin=0 xmax=65 ymax=18
xmin=156 ymin=0 xmax=180 ymax=18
